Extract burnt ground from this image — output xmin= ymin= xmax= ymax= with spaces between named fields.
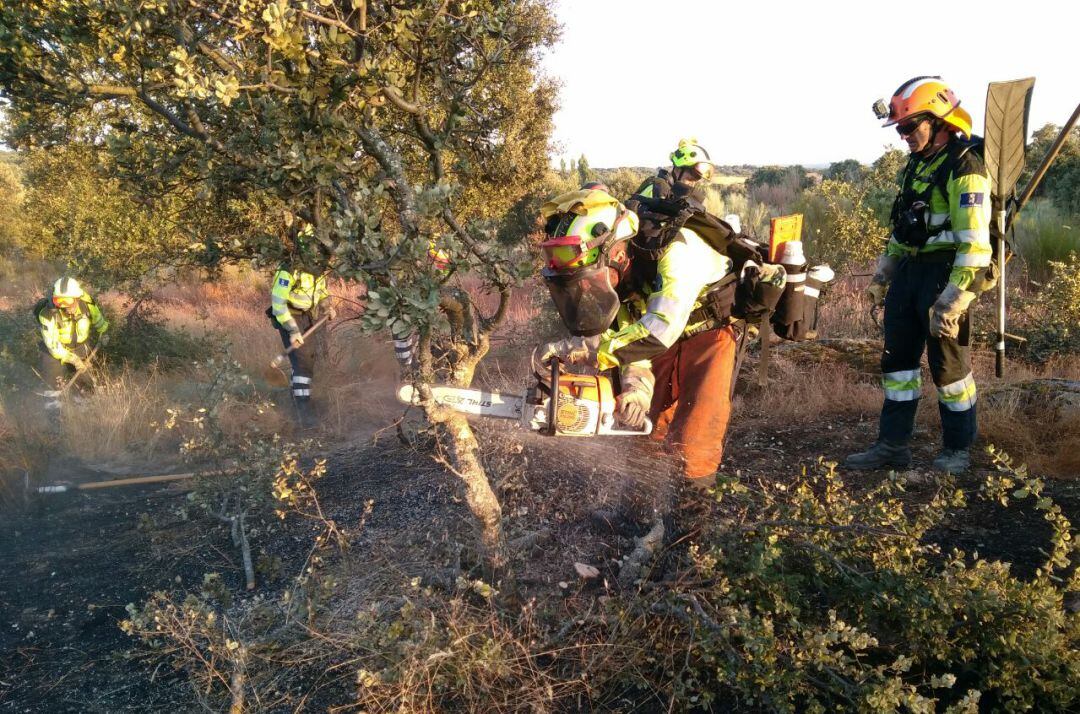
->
xmin=2 ymin=414 xmax=1079 ymax=713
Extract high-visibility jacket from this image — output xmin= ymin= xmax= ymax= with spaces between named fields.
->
xmin=885 ymin=137 xmax=993 ymax=290
xmin=270 ymin=268 xmax=329 ymax=333
xmin=37 ymin=293 xmax=109 ymax=365
xmin=598 ymin=226 xmax=733 ymax=370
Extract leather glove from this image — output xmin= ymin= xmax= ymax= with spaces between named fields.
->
xmin=98 ymin=331 xmax=111 ymax=347
xmin=866 ymin=281 xmax=888 ymax=308
xmin=68 ymin=355 xmax=87 ymax=371
xmin=616 ymin=364 xmax=654 ymax=429
xmin=289 ymin=332 xmax=305 ymax=350
xmin=531 ymin=335 xmax=600 ymax=375
xmin=324 ymin=303 xmax=337 ymax=321
xmin=866 ymin=254 xmax=899 ymax=307
xmin=929 ymin=284 xmax=977 ymax=339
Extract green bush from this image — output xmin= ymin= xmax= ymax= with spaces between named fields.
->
xmin=1011 ymin=200 xmax=1079 ymax=282
xmin=794 ymin=179 xmax=888 ymax=272
xmin=616 ymin=454 xmax=1079 ymax=713
xmin=1016 ymin=251 xmax=1080 ymax=360
xmin=102 ymin=300 xmax=217 ymax=370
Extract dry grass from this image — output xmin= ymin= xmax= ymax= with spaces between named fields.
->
xmin=5 ymin=257 xmax=1080 ymax=499
xmin=711 ymin=174 xmax=747 ymax=187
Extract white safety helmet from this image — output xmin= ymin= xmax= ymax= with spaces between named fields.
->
xmin=51 ymin=277 xmax=84 ymax=308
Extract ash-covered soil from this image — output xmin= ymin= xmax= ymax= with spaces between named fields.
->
xmin=2 ymin=412 xmax=1077 ymax=713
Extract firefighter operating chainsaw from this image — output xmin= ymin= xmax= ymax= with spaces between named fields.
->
xmin=397 ymin=356 xmax=652 ymax=438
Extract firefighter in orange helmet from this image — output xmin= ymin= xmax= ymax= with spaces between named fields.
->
xmin=847 ymin=77 xmax=991 ymax=475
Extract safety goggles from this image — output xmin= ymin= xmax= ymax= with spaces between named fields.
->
xmin=896 ymin=117 xmax=928 ymax=136
xmin=52 ymin=295 xmax=76 ymax=309
xmin=541 ymin=234 xmax=597 ymax=271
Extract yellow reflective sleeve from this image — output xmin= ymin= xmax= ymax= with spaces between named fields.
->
xmin=314 ymin=274 xmax=330 ymax=306
xmin=270 ymin=270 xmax=296 ymax=327
xmin=85 ymin=296 xmax=109 ymax=334
xmin=598 ymin=322 xmax=649 ymax=370
xmin=648 ymin=229 xmax=729 ymax=337
xmin=38 ymin=313 xmax=72 ymax=362
xmin=947 ymin=171 xmax=993 ymax=280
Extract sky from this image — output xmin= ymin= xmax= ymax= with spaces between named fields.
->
xmin=542 ymin=0 xmax=1078 ymax=168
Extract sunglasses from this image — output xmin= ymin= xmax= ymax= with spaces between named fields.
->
xmin=896 ymin=117 xmax=927 ymax=136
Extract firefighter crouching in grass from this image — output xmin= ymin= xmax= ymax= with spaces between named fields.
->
xmin=533 ymin=165 xmax=785 ymax=516
xmin=846 ymin=77 xmax=992 ymax=475
xmin=35 ymin=276 xmax=109 ymax=411
xmin=269 ymin=228 xmax=335 ymax=429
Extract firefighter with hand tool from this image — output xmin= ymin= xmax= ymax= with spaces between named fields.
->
xmin=848 ymin=77 xmax=992 ymax=475
xmin=269 ymin=225 xmax=335 ymax=429
xmin=536 ymin=147 xmax=786 ymax=502
xmin=35 ymin=276 xmax=110 ymax=411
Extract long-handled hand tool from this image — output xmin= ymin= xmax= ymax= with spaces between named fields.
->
xmin=264 ymin=315 xmax=331 ymax=386
xmin=984 ymin=80 xmax=1079 ymax=377
xmin=58 ymin=342 xmax=102 ymax=396
xmin=398 ymin=357 xmax=652 ymax=437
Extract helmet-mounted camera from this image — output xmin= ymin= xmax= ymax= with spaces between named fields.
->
xmin=872 ymin=98 xmax=890 ymax=121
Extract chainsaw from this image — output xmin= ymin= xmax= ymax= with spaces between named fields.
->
xmin=397 ymin=358 xmax=652 ymax=437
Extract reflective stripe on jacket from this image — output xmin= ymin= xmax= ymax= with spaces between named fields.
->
xmin=38 ymin=294 xmax=108 ymax=364
xmin=885 ymin=139 xmax=993 ymax=290
xmin=598 ymin=226 xmax=733 ymax=370
xmin=270 ymin=269 xmax=329 ymax=331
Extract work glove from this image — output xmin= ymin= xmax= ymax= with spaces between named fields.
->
xmin=929 ymin=284 xmax=977 ymax=340
xmin=866 ymin=254 xmax=899 ymax=307
xmin=68 ymin=355 xmax=87 ymax=372
xmin=97 ymin=331 xmax=111 ymax=347
xmin=324 ymin=303 xmax=337 ymax=321
xmin=289 ymin=332 xmax=305 ymax=350
xmin=531 ymin=335 xmax=600 ymax=376
xmin=616 ymin=364 xmax=654 ymax=429
xmin=866 ymin=281 xmax=888 ymax=308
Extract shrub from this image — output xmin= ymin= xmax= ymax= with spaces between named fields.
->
xmin=617 ymin=453 xmax=1080 ymax=712
xmin=1011 ymin=199 xmax=1079 ymax=282
xmin=1017 ymin=251 xmax=1080 ymax=360
xmin=794 ymin=179 xmax=888 ymax=272
xmin=103 ymin=299 xmax=217 ymax=370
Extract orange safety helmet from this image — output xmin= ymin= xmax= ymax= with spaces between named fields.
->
xmin=881 ymin=76 xmax=973 ymax=139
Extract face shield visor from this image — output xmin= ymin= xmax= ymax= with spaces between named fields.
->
xmin=540 ymin=207 xmax=625 ymax=337
xmin=543 ymin=261 xmax=621 ymax=337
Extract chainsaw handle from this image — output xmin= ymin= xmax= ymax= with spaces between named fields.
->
xmin=605 ymin=417 xmax=654 ymax=437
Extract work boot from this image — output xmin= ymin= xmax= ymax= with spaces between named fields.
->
xmin=843 ymin=441 xmax=911 ymax=470
xmin=932 ymin=448 xmax=970 ymax=474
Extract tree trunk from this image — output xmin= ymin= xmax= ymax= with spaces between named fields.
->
xmin=439 ymin=413 xmax=506 ymax=574
xmin=417 ymin=289 xmax=508 ymax=578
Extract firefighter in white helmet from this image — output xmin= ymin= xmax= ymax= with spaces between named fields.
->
xmin=35 ymin=277 xmax=109 ymax=410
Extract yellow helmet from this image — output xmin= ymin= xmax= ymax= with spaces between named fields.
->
xmin=670 ymin=138 xmax=714 ymax=181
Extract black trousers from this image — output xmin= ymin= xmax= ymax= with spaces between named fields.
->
xmin=275 ymin=309 xmax=320 ymax=403
xmin=879 ymin=257 xmax=977 ymax=450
